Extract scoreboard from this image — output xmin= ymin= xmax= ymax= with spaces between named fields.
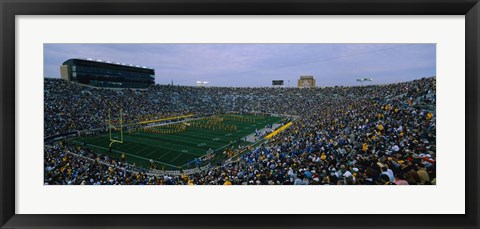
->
xmin=272 ymin=80 xmax=284 ymax=86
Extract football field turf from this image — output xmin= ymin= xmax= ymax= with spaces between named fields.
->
xmin=67 ymin=115 xmax=283 ymax=170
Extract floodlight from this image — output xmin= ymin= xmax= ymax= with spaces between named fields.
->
xmin=356 ymin=77 xmax=373 ymax=86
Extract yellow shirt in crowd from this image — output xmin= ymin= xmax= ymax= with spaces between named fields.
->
xmin=427 ymin=112 xmax=433 ymax=120
xmin=362 ymin=143 xmax=368 ymax=152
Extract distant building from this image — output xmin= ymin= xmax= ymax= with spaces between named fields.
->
xmin=297 ymin=76 xmax=316 ymax=88
xmin=60 ymin=58 xmax=155 ymax=88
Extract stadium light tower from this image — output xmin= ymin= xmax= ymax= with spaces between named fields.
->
xmin=196 ymin=81 xmax=209 ymax=87
xmin=356 ymin=77 xmax=373 ymax=86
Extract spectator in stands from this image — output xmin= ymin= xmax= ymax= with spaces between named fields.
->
xmin=44 ymin=77 xmax=436 ymax=185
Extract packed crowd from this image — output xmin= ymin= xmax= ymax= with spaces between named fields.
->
xmin=44 ymin=77 xmax=436 ymax=185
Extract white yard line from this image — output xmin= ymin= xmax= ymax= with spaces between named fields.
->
xmin=75 ymin=141 xmax=179 ymax=169
xmin=170 ymin=153 xmax=182 ymax=163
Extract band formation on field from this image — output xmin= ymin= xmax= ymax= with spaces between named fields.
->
xmin=69 ymin=113 xmax=287 ymax=171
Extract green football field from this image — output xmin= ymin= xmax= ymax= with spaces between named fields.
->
xmin=67 ymin=115 xmax=283 ymax=170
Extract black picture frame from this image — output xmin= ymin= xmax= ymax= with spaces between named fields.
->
xmin=1 ymin=0 xmax=479 ymax=228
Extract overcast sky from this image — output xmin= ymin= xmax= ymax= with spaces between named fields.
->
xmin=44 ymin=43 xmax=435 ymax=87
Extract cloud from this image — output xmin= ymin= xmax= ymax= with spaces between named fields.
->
xmin=44 ymin=43 xmax=435 ymax=87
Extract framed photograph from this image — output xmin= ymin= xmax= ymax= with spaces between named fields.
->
xmin=1 ymin=0 xmax=479 ymax=228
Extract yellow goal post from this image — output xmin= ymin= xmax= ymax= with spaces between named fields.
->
xmin=108 ymin=109 xmax=124 ymax=147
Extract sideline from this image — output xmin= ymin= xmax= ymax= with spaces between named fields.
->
xmin=72 ymin=140 xmax=180 ymax=169
xmin=264 ymin=122 xmax=293 ymax=139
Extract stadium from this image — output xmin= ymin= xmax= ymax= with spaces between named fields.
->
xmin=44 ymin=74 xmax=436 ymax=185
xmin=44 ymin=44 xmax=436 ymax=185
